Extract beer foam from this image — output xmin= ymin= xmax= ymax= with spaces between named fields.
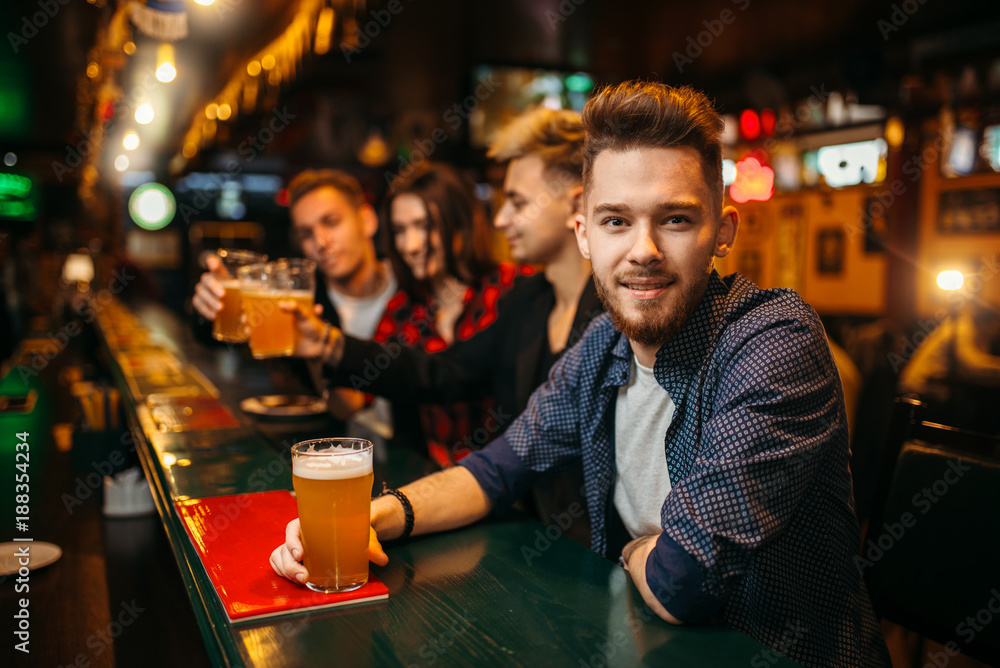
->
xmin=293 ymin=451 xmax=372 ymax=480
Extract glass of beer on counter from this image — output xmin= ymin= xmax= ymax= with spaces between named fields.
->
xmin=238 ymin=258 xmax=316 ymax=359
xmin=211 ymin=249 xmax=268 ymax=343
xmin=291 ymin=438 xmax=374 ymax=593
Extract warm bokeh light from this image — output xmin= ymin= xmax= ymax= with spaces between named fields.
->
xmin=205 ymin=103 xmax=219 ymax=120
xmin=246 ymin=60 xmax=262 ymax=77
xmin=760 ymin=109 xmax=776 ymax=137
xmin=729 ymin=157 xmax=774 ymax=203
xmin=314 ymin=7 xmax=335 ymax=55
xmin=739 ymin=109 xmax=761 ymax=142
xmin=193 ymin=0 xmax=215 ymax=5
xmin=182 ymin=142 xmax=198 ymax=159
xmin=135 ymin=103 xmax=154 ymax=124
xmin=123 ymin=132 xmax=139 ymax=150
xmin=261 ymin=54 xmax=276 ymax=71
xmin=123 ymin=40 xmax=136 ymax=55
xmin=86 ymin=62 xmax=100 ymax=79
xmin=156 ymin=43 xmax=176 ymax=83
xmin=114 ymin=154 xmax=130 ymax=172
xmin=936 ymin=270 xmax=964 ymax=291
xmin=885 ymin=117 xmax=904 ymax=149
xmin=217 ymin=103 xmax=232 ymax=121
xmin=156 ymin=61 xmax=176 ymax=83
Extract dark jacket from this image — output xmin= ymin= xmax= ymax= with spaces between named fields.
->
xmin=327 ymin=272 xmax=604 ymax=544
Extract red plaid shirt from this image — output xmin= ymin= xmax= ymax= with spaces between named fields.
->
xmin=373 ymin=262 xmax=533 ymax=467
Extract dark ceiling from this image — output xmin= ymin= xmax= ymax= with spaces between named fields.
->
xmin=3 ymin=0 xmax=1000 ymax=188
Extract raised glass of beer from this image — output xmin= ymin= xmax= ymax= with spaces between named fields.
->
xmin=291 ymin=438 xmax=374 ymax=593
xmin=211 ymin=249 xmax=267 ymax=343
xmin=239 ymin=259 xmax=316 ymax=359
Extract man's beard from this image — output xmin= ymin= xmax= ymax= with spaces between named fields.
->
xmin=594 ymin=261 xmax=712 ymax=348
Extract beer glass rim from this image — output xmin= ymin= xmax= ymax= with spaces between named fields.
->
xmin=292 ymin=437 xmax=373 ymax=456
xmin=270 ymin=258 xmax=318 ymax=274
xmin=236 ymin=262 xmax=269 ymax=280
xmin=217 ymin=248 xmax=268 ymax=263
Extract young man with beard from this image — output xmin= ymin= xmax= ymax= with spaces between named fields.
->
xmin=271 ymin=82 xmax=889 ymax=666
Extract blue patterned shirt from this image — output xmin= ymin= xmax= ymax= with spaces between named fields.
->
xmin=459 ymin=271 xmax=890 ymax=667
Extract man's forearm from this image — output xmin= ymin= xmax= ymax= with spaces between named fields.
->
xmin=372 ymin=466 xmax=492 ymax=541
xmin=623 ymin=534 xmax=683 ymax=625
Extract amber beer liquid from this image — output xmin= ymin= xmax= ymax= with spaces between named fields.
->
xmin=212 ymin=280 xmax=247 ymax=342
xmin=292 ymin=444 xmax=374 ymax=593
xmin=242 ymin=289 xmax=313 ymax=358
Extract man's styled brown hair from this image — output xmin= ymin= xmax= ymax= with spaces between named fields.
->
xmin=287 ymin=169 xmax=367 ymax=210
xmin=581 ymin=81 xmax=725 ymax=207
xmin=487 ymin=108 xmax=585 ymax=185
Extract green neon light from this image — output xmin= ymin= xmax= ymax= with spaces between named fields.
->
xmin=0 ymin=173 xmax=32 ymax=199
xmin=128 ymin=182 xmax=176 ymax=230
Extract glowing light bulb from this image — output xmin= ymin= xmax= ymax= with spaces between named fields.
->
xmin=936 ymin=270 xmax=964 ymax=291
xmin=135 ymin=104 xmax=154 ymax=125
xmin=156 ymin=43 xmax=176 ymax=82
xmin=156 ymin=61 xmax=176 ymax=82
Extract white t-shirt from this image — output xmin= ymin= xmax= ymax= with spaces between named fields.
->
xmin=613 ymin=354 xmax=675 ymax=539
xmin=326 ymin=261 xmax=398 ymax=439
xmin=326 ymin=261 xmax=398 ymax=339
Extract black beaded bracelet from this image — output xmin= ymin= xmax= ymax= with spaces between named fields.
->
xmin=380 ymin=482 xmax=414 ymax=540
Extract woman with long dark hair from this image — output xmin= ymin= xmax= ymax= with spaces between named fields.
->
xmin=376 ymin=162 xmax=531 ymax=466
